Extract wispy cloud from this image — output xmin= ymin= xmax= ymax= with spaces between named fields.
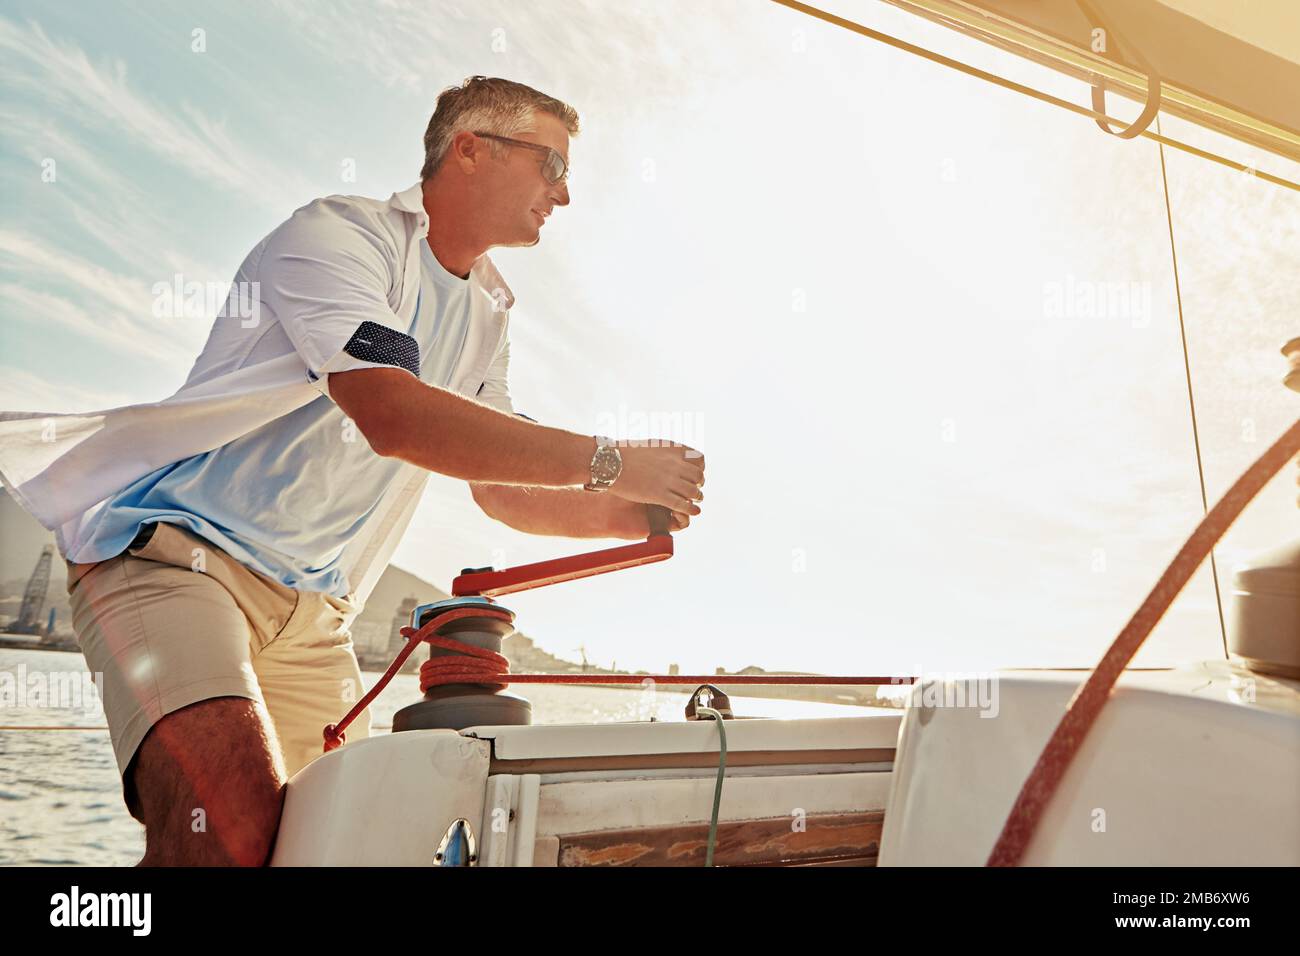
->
xmin=0 ymin=281 xmax=200 ymax=368
xmin=0 ymin=364 xmax=135 ymax=412
xmin=264 ymin=0 xmax=468 ymax=94
xmin=0 ymin=103 xmax=223 ymax=282
xmin=0 ymin=232 xmax=208 ymax=363
xmin=0 ymin=16 xmax=317 ymax=209
xmin=0 ymin=230 xmax=154 ymax=316
xmin=264 ymin=0 xmax=721 ymax=103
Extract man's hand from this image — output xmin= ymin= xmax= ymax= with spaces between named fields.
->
xmin=603 ymin=496 xmax=695 ymax=538
xmin=470 ymin=484 xmax=697 ymax=539
xmin=610 ymin=439 xmax=705 ymax=516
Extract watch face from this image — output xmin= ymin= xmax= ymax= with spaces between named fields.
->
xmin=592 ymin=445 xmax=621 ymax=482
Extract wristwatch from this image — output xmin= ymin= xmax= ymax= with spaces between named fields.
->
xmin=583 ymin=435 xmax=623 ymax=492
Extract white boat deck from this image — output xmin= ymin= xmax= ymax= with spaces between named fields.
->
xmin=270 ymin=661 xmax=1299 ymax=865
xmin=460 ymin=711 xmax=903 ymax=761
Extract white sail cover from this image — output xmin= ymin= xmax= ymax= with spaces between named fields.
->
xmin=887 ymin=0 xmax=1300 ymax=161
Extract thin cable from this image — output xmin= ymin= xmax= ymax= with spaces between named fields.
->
xmin=696 ymin=706 xmax=729 ymax=867
xmin=325 ymin=608 xmax=912 ymax=756
xmin=769 ymin=0 xmax=1300 ymax=194
xmin=0 ymin=725 xmax=108 ymax=731
xmin=1155 ymin=114 xmax=1230 ymax=658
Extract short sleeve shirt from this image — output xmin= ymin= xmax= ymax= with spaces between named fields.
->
xmin=57 ymin=188 xmax=520 ymax=597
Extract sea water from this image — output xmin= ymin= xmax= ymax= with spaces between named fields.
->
xmin=0 ymin=648 xmax=875 ymax=865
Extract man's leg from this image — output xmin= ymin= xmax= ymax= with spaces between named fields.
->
xmin=131 ymin=697 xmax=287 ymax=866
xmin=66 ymin=533 xmax=299 ymax=866
xmin=253 ymin=590 xmax=372 ymax=780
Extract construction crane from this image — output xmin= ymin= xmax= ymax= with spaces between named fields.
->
xmin=9 ymin=545 xmax=53 ymax=636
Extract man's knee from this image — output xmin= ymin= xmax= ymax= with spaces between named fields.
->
xmin=131 ymin=696 xmax=287 ymax=866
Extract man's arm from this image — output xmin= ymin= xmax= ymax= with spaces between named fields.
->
xmin=329 ymin=366 xmax=707 ymax=513
xmin=331 ymin=366 xmax=591 ymax=485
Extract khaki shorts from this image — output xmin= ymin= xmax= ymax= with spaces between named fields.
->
xmin=65 ymin=521 xmax=372 ymax=822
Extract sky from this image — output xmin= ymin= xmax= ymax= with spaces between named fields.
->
xmin=2 ymin=0 xmax=1298 ymax=675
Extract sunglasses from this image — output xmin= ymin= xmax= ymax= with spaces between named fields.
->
xmin=473 ymin=131 xmax=569 ymax=185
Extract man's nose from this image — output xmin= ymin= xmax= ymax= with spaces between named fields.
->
xmin=550 ymin=180 xmax=570 ymax=207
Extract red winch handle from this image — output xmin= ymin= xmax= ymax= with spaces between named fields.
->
xmin=323 ymin=505 xmax=677 ymax=753
xmin=452 ymin=504 xmax=675 ymax=597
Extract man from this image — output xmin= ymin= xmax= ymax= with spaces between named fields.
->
xmin=0 ymin=76 xmax=704 ymax=865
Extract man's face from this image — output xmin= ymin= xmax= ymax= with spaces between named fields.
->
xmin=481 ymin=113 xmax=571 ymax=248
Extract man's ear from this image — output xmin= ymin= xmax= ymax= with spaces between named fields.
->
xmin=451 ymin=131 xmax=482 ymax=175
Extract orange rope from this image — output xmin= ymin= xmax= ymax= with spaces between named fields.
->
xmin=322 ymin=604 xmax=514 ymax=753
xmin=987 ymin=417 xmax=1300 ymax=865
xmin=323 ymin=607 xmax=916 ymax=754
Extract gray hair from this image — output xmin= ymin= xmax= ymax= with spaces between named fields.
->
xmin=420 ymin=76 xmax=580 ymax=182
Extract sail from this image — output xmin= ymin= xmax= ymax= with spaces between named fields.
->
xmin=885 ymin=0 xmax=1300 ymax=162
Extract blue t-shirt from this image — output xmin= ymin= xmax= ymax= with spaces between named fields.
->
xmin=76 ymin=239 xmax=475 ymax=597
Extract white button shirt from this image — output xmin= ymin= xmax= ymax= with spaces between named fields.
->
xmin=0 ymin=181 xmax=517 ymax=616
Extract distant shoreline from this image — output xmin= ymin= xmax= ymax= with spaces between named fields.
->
xmin=357 ymin=667 xmax=896 ymax=709
xmin=2 ymin=638 xmax=900 ymax=710
xmin=0 ymin=632 xmax=78 ymax=653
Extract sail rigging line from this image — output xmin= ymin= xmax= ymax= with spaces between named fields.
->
xmin=323 ymin=604 xmax=916 ymax=753
xmin=769 ymin=0 xmax=1300 ymax=194
xmin=986 ymin=417 xmax=1300 ymax=865
xmin=1154 ymin=114 xmax=1229 ymax=659
xmin=0 ymin=726 xmax=108 ymax=731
